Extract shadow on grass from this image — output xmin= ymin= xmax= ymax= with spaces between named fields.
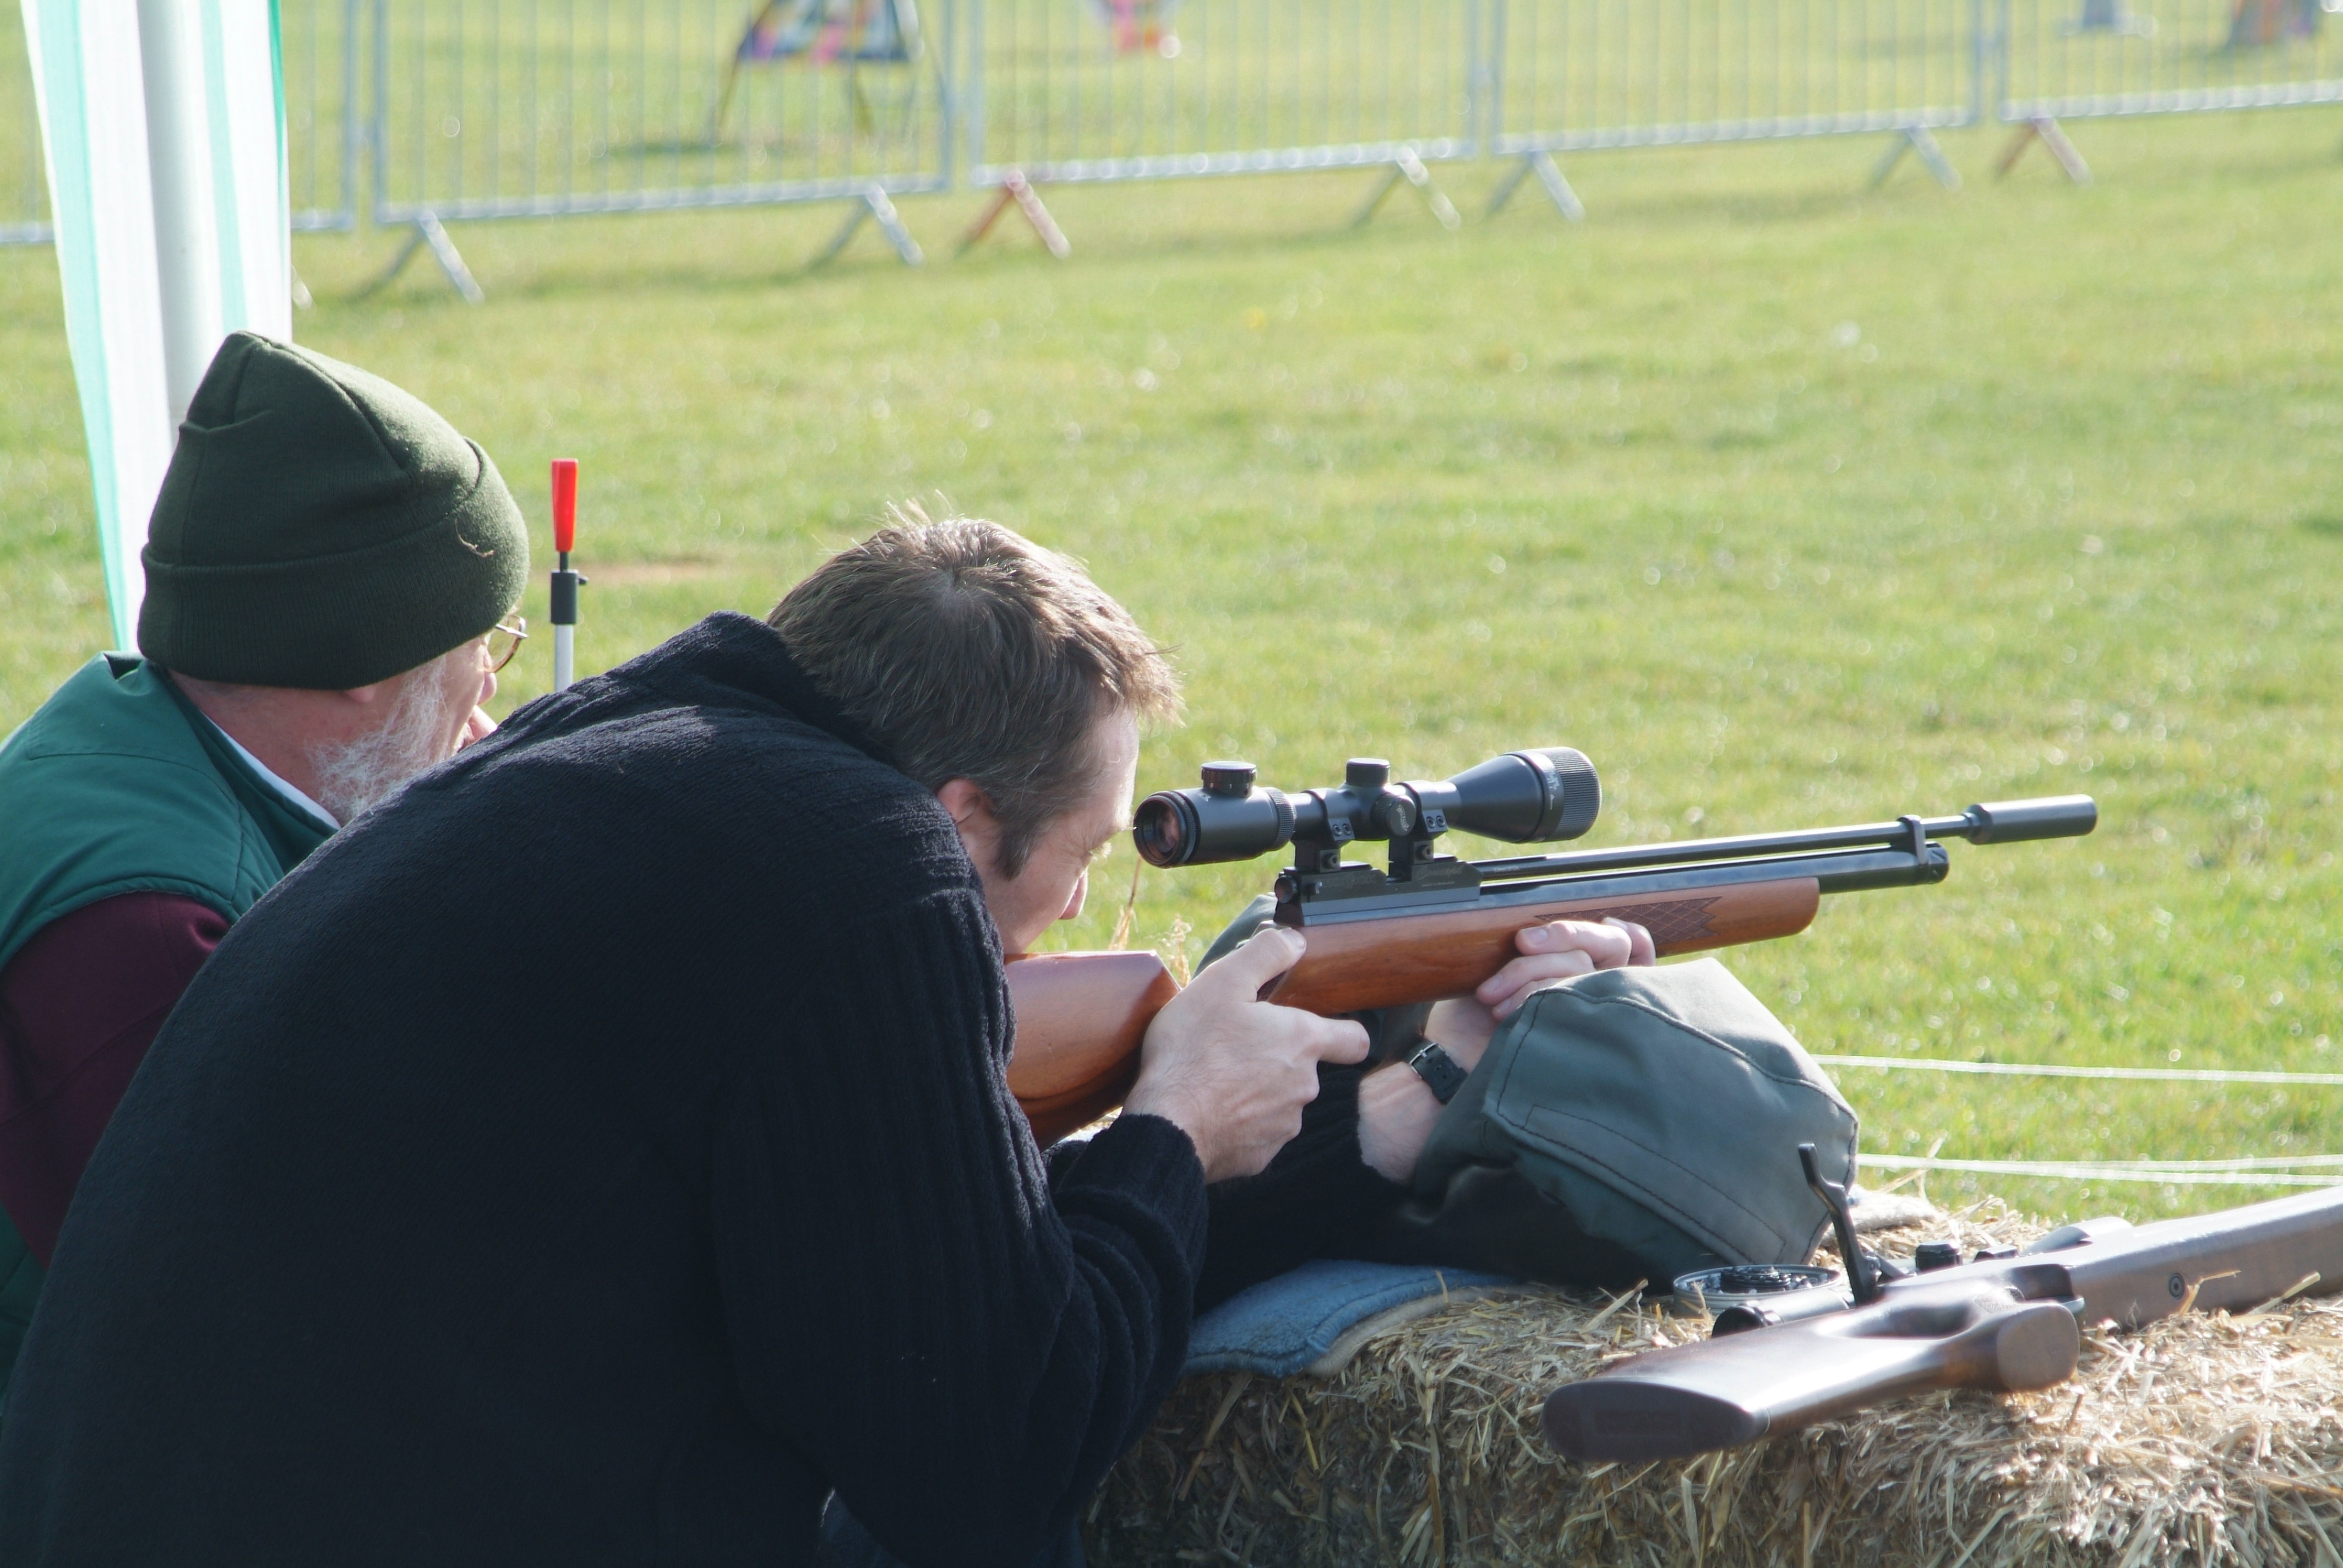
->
xmin=1525 ymin=179 xmax=1901 ymax=231
xmin=310 ymin=224 xmax=939 ymax=310
xmin=322 ymin=200 xmax=1470 ymax=309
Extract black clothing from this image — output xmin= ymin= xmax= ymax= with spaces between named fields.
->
xmin=820 ymin=1499 xmax=1086 ymax=1568
xmin=0 ymin=614 xmax=1225 ymax=1566
xmin=1195 ymin=1060 xmax=1404 ymax=1311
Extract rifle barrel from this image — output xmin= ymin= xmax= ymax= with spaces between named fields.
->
xmin=1467 ymin=795 xmax=2095 ymax=885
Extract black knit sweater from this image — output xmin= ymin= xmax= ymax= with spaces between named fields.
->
xmin=0 ymin=614 xmax=1397 ymax=1566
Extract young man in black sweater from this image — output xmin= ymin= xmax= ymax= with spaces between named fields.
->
xmin=0 ymin=515 xmax=1647 ymax=1566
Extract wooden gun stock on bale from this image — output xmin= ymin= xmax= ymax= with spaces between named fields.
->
xmin=1541 ymin=1160 xmax=2343 ymax=1465
xmin=1004 ymin=745 xmax=2097 ymax=1143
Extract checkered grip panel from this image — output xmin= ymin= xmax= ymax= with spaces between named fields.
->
xmin=1580 ymin=896 xmax=1721 ymax=946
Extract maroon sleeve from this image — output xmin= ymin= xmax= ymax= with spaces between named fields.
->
xmin=0 ymin=892 xmax=230 ymax=1265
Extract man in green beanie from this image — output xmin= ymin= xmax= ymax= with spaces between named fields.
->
xmin=0 ymin=329 xmax=529 ymax=1400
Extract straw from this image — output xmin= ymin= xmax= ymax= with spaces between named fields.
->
xmin=1088 ymin=1199 xmax=2343 ymax=1566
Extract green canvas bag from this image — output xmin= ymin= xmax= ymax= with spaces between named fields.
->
xmin=1198 ymin=902 xmax=1859 ymax=1289
xmin=1407 ymin=959 xmax=1859 ymax=1287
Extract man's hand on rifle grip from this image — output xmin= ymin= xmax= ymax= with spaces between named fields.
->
xmin=1359 ymin=917 xmax=1655 ymax=1184
xmin=1123 ymin=925 xmax=1371 ymax=1185
xmin=1477 ymin=916 xmax=1655 ymax=1020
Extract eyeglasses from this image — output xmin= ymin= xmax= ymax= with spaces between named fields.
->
xmin=485 ymin=616 xmax=528 ymax=674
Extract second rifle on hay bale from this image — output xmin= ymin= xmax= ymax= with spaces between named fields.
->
xmin=1087 ymin=1200 xmax=2343 ymax=1567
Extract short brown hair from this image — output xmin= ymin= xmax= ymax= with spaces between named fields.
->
xmin=768 ymin=508 xmax=1181 ymax=876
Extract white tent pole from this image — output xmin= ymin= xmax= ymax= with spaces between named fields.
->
xmin=137 ymin=0 xmax=225 ymax=430
xmin=24 ymin=0 xmax=290 ymax=648
xmin=21 ymin=0 xmax=171 ymax=649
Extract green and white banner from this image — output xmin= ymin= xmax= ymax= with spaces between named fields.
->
xmin=19 ymin=0 xmax=291 ymax=650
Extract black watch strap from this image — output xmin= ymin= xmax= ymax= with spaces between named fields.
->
xmin=1405 ymin=1039 xmax=1469 ymax=1105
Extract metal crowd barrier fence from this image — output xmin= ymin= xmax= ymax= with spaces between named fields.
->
xmin=961 ymin=0 xmax=1483 ymax=246
xmin=7 ymin=2 xmax=2343 ymax=288
xmin=287 ymin=0 xmax=365 ymax=237
xmin=1991 ymin=0 xmax=2343 ymax=181
xmin=1485 ymin=0 xmax=1984 ymax=220
xmin=367 ymin=0 xmax=956 ymax=295
xmin=0 ymin=1 xmax=356 ymax=253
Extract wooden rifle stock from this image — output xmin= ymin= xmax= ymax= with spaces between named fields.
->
xmin=1006 ymin=876 xmax=1819 ymax=1143
xmin=1005 ymin=952 xmax=1178 ymax=1145
xmin=1541 ymin=1184 xmax=2343 ymax=1464
xmin=1261 ymin=876 xmax=1817 ymax=1015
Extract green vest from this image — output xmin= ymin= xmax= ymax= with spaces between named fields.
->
xmin=0 ymin=655 xmax=335 ymax=1401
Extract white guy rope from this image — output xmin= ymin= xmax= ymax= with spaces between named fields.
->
xmin=1818 ymin=1054 xmax=2343 ymax=1087
xmin=1861 ymin=1155 xmax=2343 ymax=1188
xmin=1831 ymin=1055 xmax=2343 ymax=1184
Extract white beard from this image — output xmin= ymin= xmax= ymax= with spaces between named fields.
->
xmin=307 ymin=655 xmax=465 ymax=824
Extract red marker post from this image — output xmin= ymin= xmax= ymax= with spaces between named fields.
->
xmin=549 ymin=459 xmax=586 ymax=691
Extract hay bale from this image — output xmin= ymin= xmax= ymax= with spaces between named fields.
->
xmin=1086 ymin=1201 xmax=2343 ymax=1566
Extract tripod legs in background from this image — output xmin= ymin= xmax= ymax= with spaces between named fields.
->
xmin=958 ymin=171 xmax=1071 ymax=260
xmin=808 ymin=188 xmax=925 ymax=270
xmin=1872 ymin=127 xmax=1963 ymax=192
xmin=1996 ymin=117 xmax=2093 ymax=184
xmin=358 ymin=211 xmax=485 ymax=305
xmin=1486 ymin=150 xmax=1586 ymax=222
xmin=1353 ymin=147 xmax=1462 ymax=232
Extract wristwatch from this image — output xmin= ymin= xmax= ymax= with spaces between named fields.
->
xmin=1404 ymin=1038 xmax=1469 ymax=1105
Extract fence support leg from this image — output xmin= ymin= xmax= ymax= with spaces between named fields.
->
xmin=360 ymin=210 xmax=486 ymax=304
xmin=1486 ymin=150 xmax=1585 ymax=222
xmin=1352 ymin=146 xmax=1461 ymax=232
xmin=808 ymin=188 xmax=925 ymax=270
xmin=956 ymin=170 xmax=1071 ymax=260
xmin=1871 ymin=127 xmax=1962 ymax=192
xmin=1995 ymin=117 xmax=2092 ymax=184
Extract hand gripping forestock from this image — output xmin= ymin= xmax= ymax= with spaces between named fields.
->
xmin=1002 ymin=875 xmax=1814 ymax=1145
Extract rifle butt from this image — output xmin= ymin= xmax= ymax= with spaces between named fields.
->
xmin=1005 ymin=951 xmax=1179 ymax=1145
xmin=1270 ymin=877 xmax=1821 ymax=1016
xmin=1543 ymin=1288 xmax=2078 ymax=1463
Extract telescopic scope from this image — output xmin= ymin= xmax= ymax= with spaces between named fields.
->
xmin=1134 ymin=748 xmax=1601 ymax=869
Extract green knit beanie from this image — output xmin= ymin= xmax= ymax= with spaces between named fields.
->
xmin=138 ymin=330 xmax=530 ymax=690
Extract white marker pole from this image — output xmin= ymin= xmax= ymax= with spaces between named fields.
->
xmin=549 ymin=458 xmax=582 ymax=690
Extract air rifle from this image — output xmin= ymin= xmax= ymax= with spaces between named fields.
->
xmin=1004 ymin=748 xmax=2097 ymax=1142
xmin=1541 ymin=1144 xmax=2343 ymax=1464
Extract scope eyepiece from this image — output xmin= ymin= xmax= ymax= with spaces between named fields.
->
xmin=1133 ymin=774 xmax=1293 ymax=867
xmin=1132 ymin=747 xmax=1601 ymax=868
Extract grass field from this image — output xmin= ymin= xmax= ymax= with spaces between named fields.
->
xmin=3 ymin=110 xmax=2339 ymax=1220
